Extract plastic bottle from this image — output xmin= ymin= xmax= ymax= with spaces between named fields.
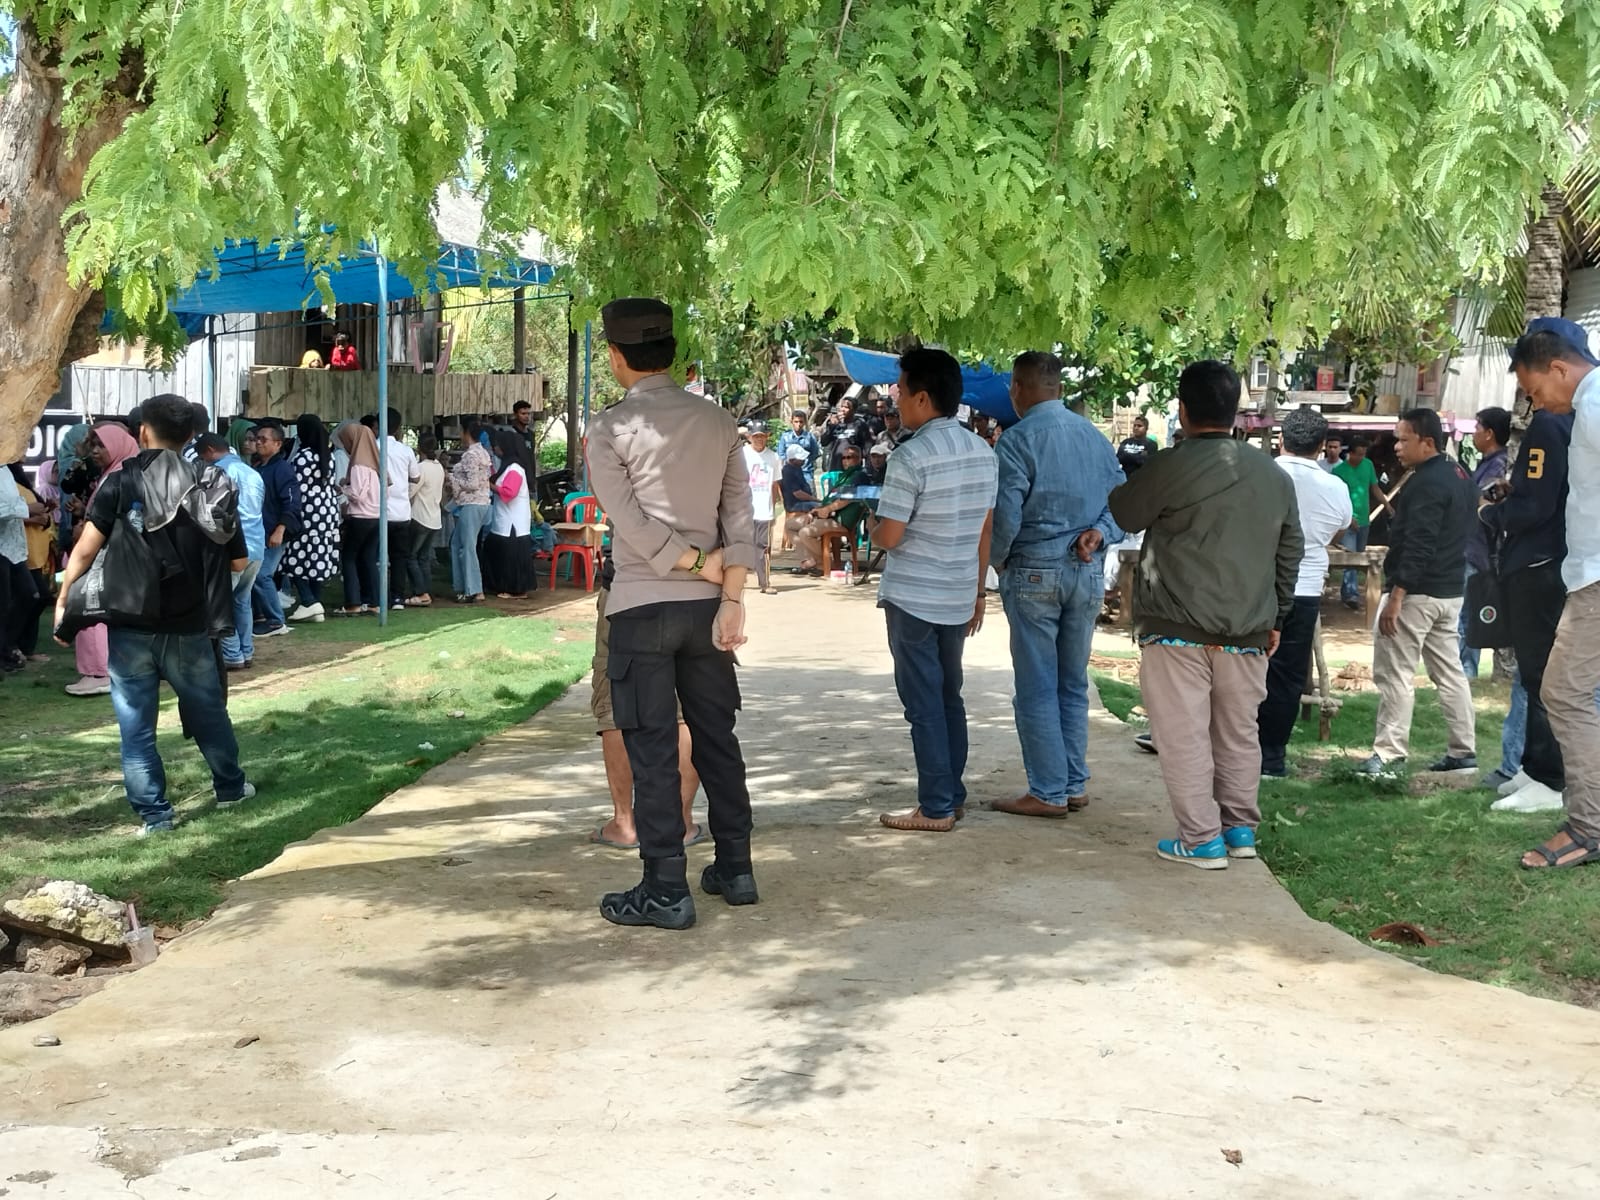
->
xmin=844 ymin=559 xmax=854 ymax=587
xmin=128 ymin=500 xmax=145 ymax=533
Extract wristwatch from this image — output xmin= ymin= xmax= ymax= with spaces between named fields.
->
xmin=689 ymin=546 xmax=707 ymax=574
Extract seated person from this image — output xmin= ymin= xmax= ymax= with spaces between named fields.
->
xmin=790 ymin=447 xmax=868 ymax=575
xmin=862 ymin=442 xmax=891 ymax=485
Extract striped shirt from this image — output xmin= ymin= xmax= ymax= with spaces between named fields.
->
xmin=875 ymin=416 xmax=998 ymax=625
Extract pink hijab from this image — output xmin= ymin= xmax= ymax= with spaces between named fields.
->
xmin=88 ymin=422 xmax=140 ymax=501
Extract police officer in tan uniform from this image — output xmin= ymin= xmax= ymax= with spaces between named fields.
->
xmin=584 ymin=298 xmax=759 ymax=930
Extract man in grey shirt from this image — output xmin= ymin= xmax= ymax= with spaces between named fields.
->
xmin=584 ymin=297 xmax=759 ymax=930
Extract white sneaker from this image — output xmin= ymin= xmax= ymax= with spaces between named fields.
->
xmin=278 ymin=590 xmax=297 ymax=611
xmin=289 ymin=602 xmax=325 ymax=623
xmin=216 ymin=781 xmax=257 ymax=809
xmin=65 ymin=675 xmax=111 ymax=696
xmin=1490 ymin=780 xmax=1565 ymax=813
xmin=1496 ymin=770 xmax=1533 ymax=798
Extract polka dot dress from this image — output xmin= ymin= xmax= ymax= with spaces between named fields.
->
xmin=284 ymin=446 xmax=342 ymax=582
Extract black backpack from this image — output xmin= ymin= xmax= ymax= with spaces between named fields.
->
xmin=57 ymin=456 xmax=239 ymax=637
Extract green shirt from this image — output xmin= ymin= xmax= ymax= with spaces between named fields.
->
xmin=1332 ymin=457 xmax=1378 ymax=526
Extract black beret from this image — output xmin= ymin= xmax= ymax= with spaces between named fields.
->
xmin=601 ymin=297 xmax=674 ymax=345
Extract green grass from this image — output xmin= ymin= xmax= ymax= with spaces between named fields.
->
xmin=1092 ymin=669 xmax=1600 ymax=1005
xmin=0 ymin=607 xmax=590 ymax=922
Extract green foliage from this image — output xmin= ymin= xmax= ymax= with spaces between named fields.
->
xmin=17 ymin=0 xmax=1600 ymax=356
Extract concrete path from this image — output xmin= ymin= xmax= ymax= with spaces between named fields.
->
xmin=2 ymin=582 xmax=1597 ymax=1197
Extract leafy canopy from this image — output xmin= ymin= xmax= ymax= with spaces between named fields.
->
xmin=16 ymin=0 xmax=1600 ymax=355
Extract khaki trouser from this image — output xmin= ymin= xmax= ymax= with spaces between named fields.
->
xmin=1371 ymin=593 xmax=1476 ymax=761
xmin=1139 ymin=643 xmax=1269 ymax=846
xmin=795 ymin=517 xmax=847 ymax=568
xmin=1544 ymin=582 xmax=1600 ymax=838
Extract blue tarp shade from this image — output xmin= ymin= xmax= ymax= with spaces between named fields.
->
xmin=170 ymin=239 xmax=555 ymax=316
xmin=835 ymin=343 xmax=1016 ymax=428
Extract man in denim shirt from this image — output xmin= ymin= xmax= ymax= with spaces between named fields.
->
xmin=198 ymin=434 xmax=266 ymax=670
xmin=986 ymin=351 xmax=1124 ymax=818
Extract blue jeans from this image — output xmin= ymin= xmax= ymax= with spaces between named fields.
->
xmin=1499 ymin=671 xmax=1600 ymax=776
xmin=450 ymin=504 xmax=491 ymax=596
xmin=251 ymin=542 xmax=287 ymax=626
xmin=1459 ymin=564 xmax=1480 ymax=678
xmin=107 ymin=627 xmax=247 ymax=827
xmin=999 ymin=559 xmax=1102 ymax=803
xmin=883 ymin=602 xmax=969 ymax=818
xmin=1341 ymin=526 xmax=1369 ymax=602
xmin=220 ymin=559 xmax=262 ymax=664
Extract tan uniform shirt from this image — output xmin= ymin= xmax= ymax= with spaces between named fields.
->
xmin=585 ymin=373 xmax=757 ymax=615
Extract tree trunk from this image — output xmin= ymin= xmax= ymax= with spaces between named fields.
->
xmin=0 ymin=25 xmax=140 ymax=461
xmin=1510 ymin=184 xmax=1569 ymax=438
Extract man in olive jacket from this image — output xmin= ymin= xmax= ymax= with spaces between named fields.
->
xmin=1109 ymin=361 xmax=1303 ymax=869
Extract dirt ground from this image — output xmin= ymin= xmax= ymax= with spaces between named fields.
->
xmin=2 ymin=577 xmax=1596 ymax=1198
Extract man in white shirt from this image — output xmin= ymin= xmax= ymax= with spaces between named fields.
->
xmin=1514 ymin=319 xmax=1600 ymax=869
xmin=380 ymin=406 xmax=421 ymax=609
xmin=1260 ymin=408 xmax=1352 ymax=777
xmin=741 ymin=424 xmax=781 ymax=594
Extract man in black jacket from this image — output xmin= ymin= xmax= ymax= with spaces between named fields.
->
xmin=820 ymin=396 xmax=873 ymax=471
xmin=1361 ymin=408 xmax=1479 ymax=776
xmin=1482 ymin=332 xmax=1578 ymax=813
xmin=53 ymin=393 xmax=253 ymax=834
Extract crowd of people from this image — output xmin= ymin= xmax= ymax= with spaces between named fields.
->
xmin=8 ymin=299 xmax=1598 ymax=908
xmin=1 ymin=397 xmax=560 ymax=693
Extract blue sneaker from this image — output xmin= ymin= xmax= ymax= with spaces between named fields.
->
xmin=1223 ymin=827 xmax=1257 ymax=859
xmin=1155 ymin=836 xmax=1228 ymax=870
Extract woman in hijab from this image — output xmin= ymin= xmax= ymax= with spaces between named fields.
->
xmin=281 ymin=413 xmax=341 ymax=620
xmin=64 ymin=422 xmax=139 ymax=696
xmin=334 ymin=421 xmax=383 ymax=615
xmin=482 ymin=430 xmax=535 ymax=598
xmin=226 ymin=417 xmax=256 ymax=457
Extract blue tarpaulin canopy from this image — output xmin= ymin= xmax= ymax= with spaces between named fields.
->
xmin=834 ymin=343 xmax=1016 ymax=427
xmin=170 ymin=238 xmax=555 ymax=316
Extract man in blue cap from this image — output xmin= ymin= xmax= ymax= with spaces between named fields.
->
xmin=1509 ymin=318 xmax=1600 ymax=868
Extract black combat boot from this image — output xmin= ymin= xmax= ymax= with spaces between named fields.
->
xmin=600 ymin=855 xmax=696 ymax=930
xmin=700 ymin=839 xmax=759 ymax=906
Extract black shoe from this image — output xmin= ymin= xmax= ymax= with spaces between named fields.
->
xmin=1426 ymin=753 xmax=1478 ymax=774
xmin=700 ymin=862 xmax=759 ymax=906
xmin=599 ymin=882 xmax=696 ymax=930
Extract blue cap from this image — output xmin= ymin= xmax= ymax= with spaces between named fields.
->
xmin=1523 ymin=317 xmax=1600 ymax=365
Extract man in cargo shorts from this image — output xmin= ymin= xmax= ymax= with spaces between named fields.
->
xmin=589 ymin=555 xmax=705 ymax=849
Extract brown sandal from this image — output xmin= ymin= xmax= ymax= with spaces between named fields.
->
xmin=1068 ymin=795 xmax=1089 ymax=812
xmin=879 ymin=807 xmax=957 ymax=833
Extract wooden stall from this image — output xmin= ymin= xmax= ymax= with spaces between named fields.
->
xmin=247 ymin=367 xmax=543 ymax=427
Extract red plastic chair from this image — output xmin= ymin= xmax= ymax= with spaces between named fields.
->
xmin=550 ymin=495 xmax=603 ymax=590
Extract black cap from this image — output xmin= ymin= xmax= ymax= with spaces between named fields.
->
xmin=601 ymin=297 xmax=674 ymax=345
xmin=194 ymin=432 xmax=230 ymax=455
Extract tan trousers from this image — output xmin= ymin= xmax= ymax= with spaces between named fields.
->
xmin=1139 ymin=643 xmax=1269 ymax=846
xmin=794 ymin=517 xmax=846 ymax=568
xmin=1544 ymin=582 xmax=1600 ymax=838
xmin=1371 ymin=593 xmax=1475 ymax=761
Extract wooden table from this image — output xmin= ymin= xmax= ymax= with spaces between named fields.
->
xmin=1326 ymin=546 xmax=1387 ymax=615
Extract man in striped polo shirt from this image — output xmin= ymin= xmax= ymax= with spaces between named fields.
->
xmin=867 ymin=348 xmax=999 ymax=832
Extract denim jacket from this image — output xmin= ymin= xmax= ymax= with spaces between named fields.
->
xmin=990 ymin=402 xmax=1124 ymax=570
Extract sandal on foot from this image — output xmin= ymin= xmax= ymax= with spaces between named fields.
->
xmin=1521 ymin=822 xmax=1600 ymax=870
xmin=1067 ymin=795 xmax=1089 ymax=812
xmin=683 ymin=823 xmax=707 ymax=848
xmin=879 ymin=807 xmax=957 ymax=833
xmin=588 ymin=826 xmax=639 ymax=851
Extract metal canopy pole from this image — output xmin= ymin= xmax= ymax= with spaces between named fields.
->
xmin=566 ymin=312 xmax=579 ymax=473
xmin=512 ymin=287 xmax=527 ymax=373
xmin=582 ymin=320 xmax=592 ymax=491
xmin=376 ymin=250 xmax=390 ymax=626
